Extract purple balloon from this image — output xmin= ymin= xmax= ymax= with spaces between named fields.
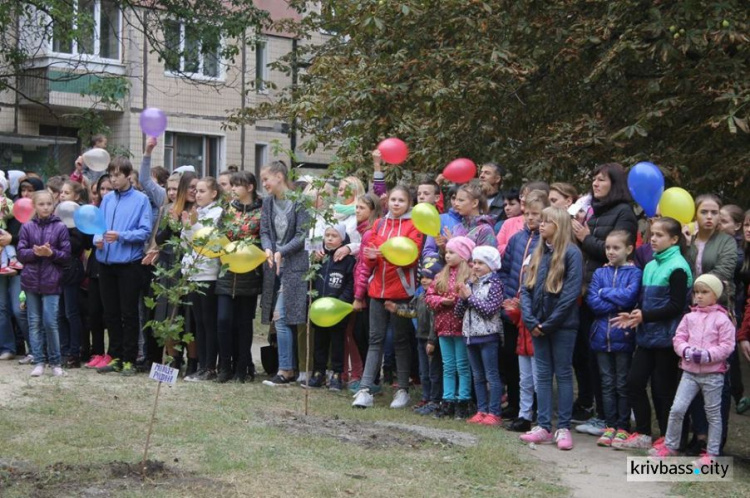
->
xmin=140 ymin=108 xmax=168 ymax=137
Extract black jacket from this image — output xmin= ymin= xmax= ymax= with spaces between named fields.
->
xmin=580 ymin=201 xmax=638 ymax=285
xmin=215 ymin=198 xmax=264 ymax=298
xmin=313 ymin=244 xmax=356 ymax=303
xmin=61 ymin=227 xmax=88 ymax=285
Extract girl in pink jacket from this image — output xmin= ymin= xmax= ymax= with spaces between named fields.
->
xmin=650 ymin=274 xmax=735 ymax=459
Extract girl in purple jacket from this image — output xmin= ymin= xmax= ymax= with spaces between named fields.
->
xmin=17 ymin=191 xmax=71 ymax=377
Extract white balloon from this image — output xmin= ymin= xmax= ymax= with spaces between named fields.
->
xmin=55 ymin=201 xmax=80 ymax=229
xmin=82 ymin=148 xmax=111 ymax=172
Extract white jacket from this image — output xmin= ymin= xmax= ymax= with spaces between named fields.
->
xmin=181 ymin=202 xmax=223 ymax=281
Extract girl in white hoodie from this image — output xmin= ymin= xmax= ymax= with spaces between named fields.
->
xmin=182 ymin=177 xmax=223 ymax=382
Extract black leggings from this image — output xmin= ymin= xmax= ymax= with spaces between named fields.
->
xmin=189 ymin=282 xmax=218 ymax=370
xmin=217 ymin=294 xmax=257 ymax=375
xmin=499 ymin=319 xmax=520 ymax=413
xmin=84 ymin=278 xmax=106 ymax=357
xmin=627 ymin=346 xmax=680 ymax=436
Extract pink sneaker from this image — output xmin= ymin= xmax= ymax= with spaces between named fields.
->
xmin=95 ymin=354 xmax=112 ymax=368
xmin=85 ymin=355 xmax=104 ymax=369
xmin=648 ymin=445 xmax=679 ymax=458
xmin=555 ymin=428 xmax=574 ymax=450
xmin=652 ymin=436 xmax=666 ymax=449
xmin=520 ymin=426 xmax=554 ymax=444
xmin=692 ymin=452 xmax=715 ymax=468
xmin=467 ymin=412 xmax=486 ymax=424
xmin=479 ymin=413 xmax=503 ymax=426
xmin=0 ymin=266 xmax=17 ymax=276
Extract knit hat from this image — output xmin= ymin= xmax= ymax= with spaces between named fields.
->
xmin=472 ymin=246 xmax=502 ymax=272
xmin=420 ymin=257 xmax=444 ymax=279
xmin=325 ymin=223 xmax=348 ymax=243
xmin=446 ymin=236 xmax=476 ymax=262
xmin=695 ymin=274 xmax=723 ymax=300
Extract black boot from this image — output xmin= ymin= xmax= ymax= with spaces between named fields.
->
xmin=217 ymin=361 xmax=233 ymax=383
xmin=454 ymin=401 xmax=470 ymax=420
xmin=434 ymin=401 xmax=455 ymax=419
xmin=185 ymin=358 xmax=198 ymax=378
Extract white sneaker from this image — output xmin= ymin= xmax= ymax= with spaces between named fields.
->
xmin=296 ymin=372 xmax=308 ymax=384
xmin=574 ymin=418 xmax=606 ymax=436
xmin=390 ymin=389 xmax=410 ymax=409
xmin=352 ymin=389 xmax=373 ymax=409
xmin=30 ymin=365 xmax=44 ymax=377
xmin=18 ymin=354 xmax=34 ymax=365
xmin=52 ymin=366 xmax=67 ymax=377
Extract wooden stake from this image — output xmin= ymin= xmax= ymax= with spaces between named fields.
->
xmin=142 ymin=380 xmax=163 ymax=478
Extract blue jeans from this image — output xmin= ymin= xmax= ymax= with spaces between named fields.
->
xmin=597 ymin=351 xmax=632 ymax=430
xmin=274 ymin=291 xmax=295 ymax=371
xmin=58 ymin=284 xmax=82 ymax=358
xmin=417 ymin=338 xmax=442 ymax=402
xmin=533 ymin=328 xmax=576 ymax=431
xmin=0 ymin=275 xmax=28 ymax=355
xmin=27 ymin=292 xmax=61 ymax=366
xmin=467 ymin=340 xmax=503 ymax=416
xmin=439 ymin=336 xmax=471 ymax=402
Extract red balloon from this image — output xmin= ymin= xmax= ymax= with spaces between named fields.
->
xmin=13 ymin=198 xmax=34 ymax=223
xmin=377 ymin=138 xmax=409 ymax=164
xmin=443 ymin=158 xmax=477 ymax=183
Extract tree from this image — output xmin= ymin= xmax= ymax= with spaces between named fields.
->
xmin=235 ymin=0 xmax=750 ymax=202
xmin=1 ymin=0 xmax=270 ymax=141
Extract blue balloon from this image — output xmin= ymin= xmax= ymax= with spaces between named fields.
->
xmin=628 ymin=162 xmax=664 ymax=217
xmin=74 ymin=205 xmax=106 ymax=235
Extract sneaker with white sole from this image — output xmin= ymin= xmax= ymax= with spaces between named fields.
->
xmin=597 ymin=427 xmax=616 ymax=447
xmin=575 ymin=417 xmax=606 ymax=436
xmin=520 ymin=426 xmax=554 ymax=444
xmin=352 ymin=389 xmax=373 ymax=409
xmin=18 ymin=355 xmax=34 ymax=365
xmin=52 ymin=366 xmax=66 ymax=377
xmin=612 ymin=432 xmax=652 ymax=450
xmin=390 ymin=389 xmax=410 ymax=409
xmin=30 ymin=365 xmax=45 ymax=377
xmin=555 ymin=428 xmax=574 ymax=450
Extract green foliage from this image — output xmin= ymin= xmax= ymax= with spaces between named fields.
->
xmin=236 ymin=0 xmax=750 ymax=202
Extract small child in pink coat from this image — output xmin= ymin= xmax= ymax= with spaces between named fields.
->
xmin=650 ymin=274 xmax=735 ymax=458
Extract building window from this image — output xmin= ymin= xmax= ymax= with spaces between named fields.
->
xmin=164 ymin=132 xmax=222 ymax=177
xmin=164 ymin=21 xmax=222 ymax=79
xmin=254 ymin=144 xmax=268 ymax=174
xmin=255 ymin=40 xmax=268 ymax=92
xmin=51 ymin=0 xmax=121 ymax=60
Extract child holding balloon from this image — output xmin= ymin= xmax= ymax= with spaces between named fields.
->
xmin=352 ymin=185 xmax=422 ymax=409
xmin=182 ymin=177 xmax=223 ymax=382
xmin=425 ymin=236 xmax=475 ymax=419
xmin=18 ymin=191 xmax=71 ymax=376
xmin=0 ymin=174 xmax=21 ymax=276
xmin=57 ymin=180 xmax=87 ymax=368
xmin=305 ymin=224 xmax=356 ymax=390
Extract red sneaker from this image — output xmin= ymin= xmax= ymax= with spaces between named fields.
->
xmin=467 ymin=412 xmax=486 ymax=424
xmin=0 ymin=266 xmax=17 ymax=276
xmin=479 ymin=414 xmax=503 ymax=426
xmin=8 ymin=260 xmax=23 ymax=271
xmin=85 ymin=355 xmax=104 ymax=369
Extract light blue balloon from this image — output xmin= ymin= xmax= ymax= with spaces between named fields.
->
xmin=74 ymin=205 xmax=106 ymax=235
xmin=628 ymin=162 xmax=664 ymax=217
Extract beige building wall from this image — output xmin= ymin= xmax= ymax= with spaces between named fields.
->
xmin=1 ymin=4 xmax=335 ymax=178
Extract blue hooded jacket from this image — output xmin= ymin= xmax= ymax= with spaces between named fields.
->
xmin=95 ymin=186 xmax=152 ymax=264
xmin=422 ymin=208 xmax=462 ymax=261
xmin=500 ymin=225 xmax=540 ymax=300
xmin=586 ymin=263 xmax=642 ymax=352
xmin=520 ymin=243 xmax=583 ymax=333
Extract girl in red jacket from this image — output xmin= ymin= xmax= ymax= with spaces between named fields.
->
xmin=352 ymin=186 xmax=423 ymax=409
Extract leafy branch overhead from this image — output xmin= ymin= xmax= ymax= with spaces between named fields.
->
xmin=234 ymin=0 xmax=750 ymax=202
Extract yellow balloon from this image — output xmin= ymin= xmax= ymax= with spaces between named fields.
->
xmin=220 ymin=242 xmax=267 ymax=273
xmin=380 ymin=236 xmax=419 ymax=267
xmin=658 ymin=187 xmax=695 ymax=225
xmin=192 ymin=226 xmax=229 ymax=259
xmin=309 ymin=297 xmax=354 ymax=327
xmin=411 ymin=202 xmax=440 ymax=237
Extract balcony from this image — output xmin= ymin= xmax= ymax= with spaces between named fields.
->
xmin=18 ymin=67 xmax=126 ymax=112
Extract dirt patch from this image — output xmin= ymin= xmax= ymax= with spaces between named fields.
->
xmin=0 ymin=459 xmax=227 ymax=498
xmin=265 ymin=411 xmax=476 ymax=450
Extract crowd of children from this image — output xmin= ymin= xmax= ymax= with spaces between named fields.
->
xmin=2 ymin=139 xmax=750 ymax=462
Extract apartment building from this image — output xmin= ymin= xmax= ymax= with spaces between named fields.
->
xmin=0 ymin=0 xmax=332 ymax=180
